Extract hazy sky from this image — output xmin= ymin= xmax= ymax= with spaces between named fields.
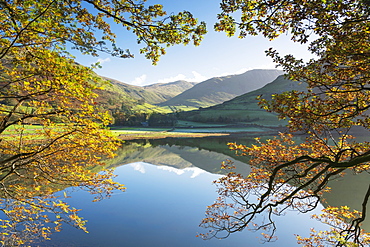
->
xmin=74 ymin=0 xmax=313 ymax=86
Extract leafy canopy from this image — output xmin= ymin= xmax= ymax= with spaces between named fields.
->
xmin=200 ymin=0 xmax=370 ymax=246
xmin=0 ymin=0 xmax=205 ymax=245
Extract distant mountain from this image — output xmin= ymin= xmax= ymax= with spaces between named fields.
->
xmin=103 ymin=77 xmax=196 ymax=105
xmin=210 ymin=75 xmax=306 ymax=109
xmin=177 ymin=75 xmax=307 ymax=126
xmin=159 ymin=69 xmax=284 ymax=108
xmin=104 ymin=141 xmax=250 ymax=175
xmin=94 ymin=77 xmax=162 ymax=113
xmin=103 ymin=77 xmax=166 ymax=105
xmin=144 ymin=80 xmax=198 ymax=102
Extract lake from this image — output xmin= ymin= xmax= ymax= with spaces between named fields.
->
xmin=36 ymin=136 xmax=369 ymax=246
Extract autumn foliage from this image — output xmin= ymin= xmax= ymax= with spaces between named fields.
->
xmin=200 ymin=0 xmax=370 ymax=246
xmin=0 ymin=0 xmax=205 ymax=245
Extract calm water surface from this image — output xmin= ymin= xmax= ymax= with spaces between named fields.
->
xmin=39 ymin=138 xmax=332 ymax=247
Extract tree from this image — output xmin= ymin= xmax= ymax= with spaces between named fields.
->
xmin=0 ymin=0 xmax=206 ymax=245
xmin=148 ymin=112 xmax=177 ymax=126
xmin=200 ymin=0 xmax=370 ymax=246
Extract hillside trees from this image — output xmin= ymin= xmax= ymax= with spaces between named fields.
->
xmin=200 ymin=0 xmax=370 ymax=246
xmin=0 ymin=0 xmax=205 ymax=245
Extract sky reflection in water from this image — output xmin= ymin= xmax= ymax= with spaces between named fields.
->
xmin=43 ymin=160 xmax=328 ymax=247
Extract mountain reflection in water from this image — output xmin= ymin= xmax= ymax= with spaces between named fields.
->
xmin=39 ymin=137 xmax=367 ymax=246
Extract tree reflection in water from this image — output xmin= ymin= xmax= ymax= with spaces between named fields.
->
xmin=2 ymin=136 xmax=367 ymax=246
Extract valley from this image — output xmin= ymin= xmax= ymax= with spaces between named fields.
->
xmin=97 ymin=69 xmax=298 ymax=129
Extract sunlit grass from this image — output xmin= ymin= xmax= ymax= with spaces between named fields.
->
xmin=2 ymin=124 xmax=44 ymax=135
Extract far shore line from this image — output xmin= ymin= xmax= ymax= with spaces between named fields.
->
xmin=113 ymin=126 xmax=284 ymax=140
xmin=115 ymin=132 xmax=230 ymax=140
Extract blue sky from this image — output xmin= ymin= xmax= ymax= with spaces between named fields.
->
xmin=75 ymin=0 xmax=312 ymax=86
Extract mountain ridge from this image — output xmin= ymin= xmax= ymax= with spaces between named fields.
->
xmin=177 ymin=75 xmax=307 ymax=126
xmin=102 ymin=77 xmax=197 ymax=105
xmin=158 ymin=69 xmax=284 ymax=108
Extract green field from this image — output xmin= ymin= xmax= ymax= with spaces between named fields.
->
xmin=2 ymin=124 xmax=44 ymax=134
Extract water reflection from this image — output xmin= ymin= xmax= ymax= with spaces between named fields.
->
xmin=41 ymin=162 xmax=326 ymax=247
xmin=324 ymin=171 xmax=370 ymax=231
xmin=38 ymin=137 xmax=331 ymax=246
xmin=105 ymin=137 xmax=254 ymax=175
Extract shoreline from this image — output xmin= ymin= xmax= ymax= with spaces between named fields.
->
xmin=116 ymin=132 xmax=230 ymax=140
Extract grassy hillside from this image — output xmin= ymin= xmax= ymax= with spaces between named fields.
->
xmin=177 ymin=75 xmax=307 ymax=126
xmin=95 ymin=77 xmax=201 ymax=126
xmin=159 ymin=69 xmax=284 ymax=108
xmin=103 ymin=77 xmax=197 ymax=105
xmin=95 ymin=78 xmax=169 ymax=113
xmin=102 ymin=77 xmax=168 ymax=105
xmin=144 ymin=80 xmax=198 ymax=102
